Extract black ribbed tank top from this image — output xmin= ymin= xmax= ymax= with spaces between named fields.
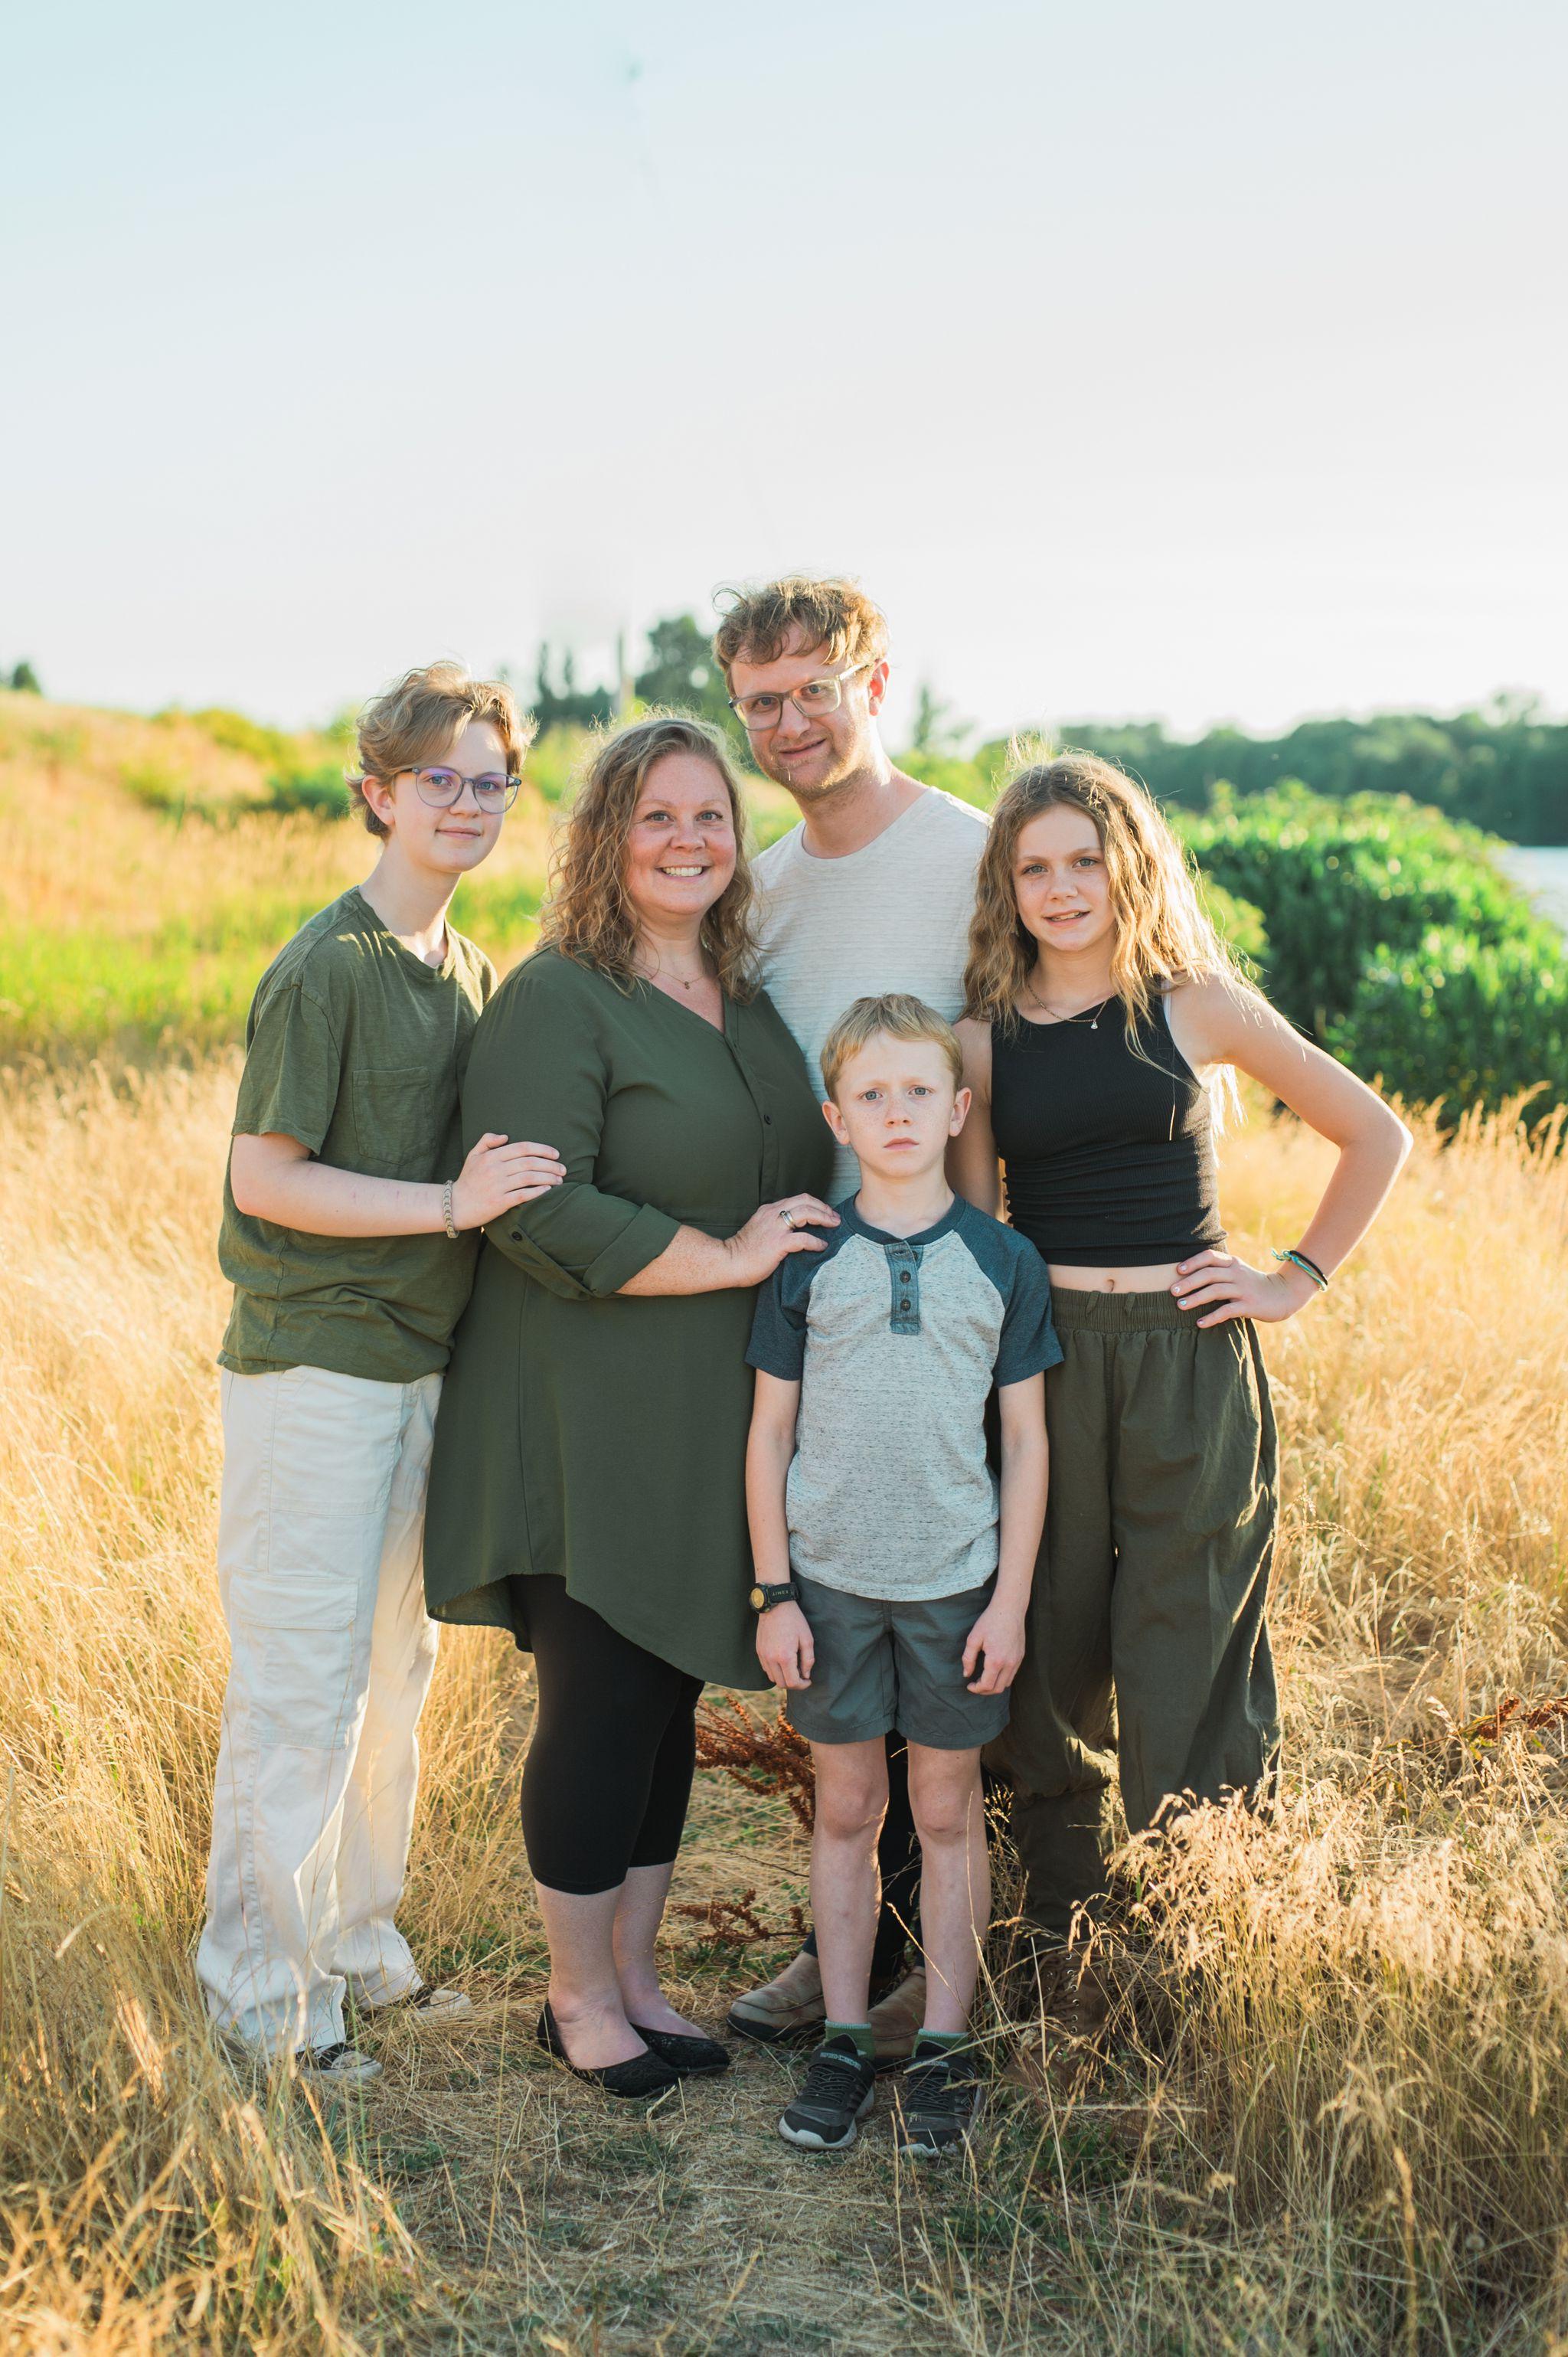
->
xmin=990 ymin=996 xmax=1225 ymax=1266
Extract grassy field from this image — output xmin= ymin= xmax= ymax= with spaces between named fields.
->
xmin=4 ymin=701 xmax=1568 ymax=2353
xmin=0 ymin=691 xmax=799 ymax=1067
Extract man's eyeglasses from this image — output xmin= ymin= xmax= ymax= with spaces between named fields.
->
xmin=373 ymin=767 xmax=522 ymax=812
xmin=727 ymin=662 xmax=873 ymax=735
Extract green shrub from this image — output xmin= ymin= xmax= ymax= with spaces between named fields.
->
xmin=121 ymin=764 xmax=221 ymax=825
xmin=525 ymin=727 xmax=589 ymax=807
xmin=899 ymin=749 xmax=992 ymax=809
xmin=184 ymin=706 xmax=298 ymax=769
xmin=1200 ymin=881 xmax=1268 ymax=967
xmin=1328 ymin=925 xmax=1568 ymax=1117
xmin=1178 ymin=787 xmax=1537 ymax=1037
xmin=258 ymin=764 xmax=350 ymax=820
xmin=900 ymin=738 xmax=1014 ymax=808
xmin=123 ymin=759 xmax=349 ymax=826
xmin=460 ymin=873 xmax=543 ymax=959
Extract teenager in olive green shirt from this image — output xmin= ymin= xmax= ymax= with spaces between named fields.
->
xmin=197 ymin=662 xmax=564 ymax=2085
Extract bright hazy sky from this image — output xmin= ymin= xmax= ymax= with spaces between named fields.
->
xmin=5 ymin=0 xmax=1564 ymax=744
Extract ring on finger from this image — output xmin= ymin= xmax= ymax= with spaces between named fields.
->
xmin=779 ymin=1208 xmax=797 ymax=1228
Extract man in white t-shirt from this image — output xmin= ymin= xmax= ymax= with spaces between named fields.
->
xmin=714 ymin=575 xmax=987 ymax=2058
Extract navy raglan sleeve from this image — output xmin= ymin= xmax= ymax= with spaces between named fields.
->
xmin=995 ymin=1237 xmax=1063 ymax=1384
xmin=746 ymin=1254 xmax=815 ymax=1381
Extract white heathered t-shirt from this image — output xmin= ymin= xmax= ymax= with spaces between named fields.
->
xmin=754 ymin=786 xmax=989 ymax=1200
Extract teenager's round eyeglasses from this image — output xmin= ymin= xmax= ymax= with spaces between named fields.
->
xmin=727 ymin=662 xmax=872 ymax=735
xmin=394 ymin=767 xmax=521 ymax=812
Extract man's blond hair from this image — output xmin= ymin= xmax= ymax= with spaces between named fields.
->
xmin=710 ymin=575 xmax=889 ymax=683
xmin=352 ymin=662 xmax=535 ymax=839
xmin=821 ymin=992 xmax=965 ymax=1101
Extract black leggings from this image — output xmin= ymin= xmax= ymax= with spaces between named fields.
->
xmin=514 ymin=1577 xmax=703 ymax=1897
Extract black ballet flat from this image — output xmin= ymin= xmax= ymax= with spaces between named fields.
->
xmin=628 ymin=2021 xmax=732 ymax=2075
xmin=534 ymin=2002 xmax=680 ymax=2100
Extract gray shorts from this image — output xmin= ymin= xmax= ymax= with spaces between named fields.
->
xmin=786 ymin=1574 xmax=1011 ymax=1751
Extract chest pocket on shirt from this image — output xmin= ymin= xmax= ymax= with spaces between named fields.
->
xmin=350 ymin=1067 xmax=450 ymax=1181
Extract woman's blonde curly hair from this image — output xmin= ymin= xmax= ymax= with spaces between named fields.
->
xmin=962 ymin=745 xmax=1248 ymax=1039
xmin=539 ymin=714 xmax=760 ymax=1000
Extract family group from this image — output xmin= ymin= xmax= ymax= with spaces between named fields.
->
xmin=195 ymin=575 xmax=1411 ymax=2162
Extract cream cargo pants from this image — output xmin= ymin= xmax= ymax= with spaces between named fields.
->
xmin=197 ymin=1362 xmax=442 ymax=2057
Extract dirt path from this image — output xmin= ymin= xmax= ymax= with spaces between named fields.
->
xmin=336 ymin=1755 xmax=1083 ymax=2355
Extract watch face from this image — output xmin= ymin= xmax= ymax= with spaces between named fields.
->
xmin=750 ymin=1585 xmax=766 ymax=1611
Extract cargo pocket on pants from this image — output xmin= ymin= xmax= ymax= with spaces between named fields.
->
xmin=232 ymin=1568 xmax=367 ymax=1751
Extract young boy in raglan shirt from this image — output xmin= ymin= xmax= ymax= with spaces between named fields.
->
xmin=746 ymin=995 xmax=1056 ymax=2157
xmin=717 ymin=573 xmax=988 ymax=2060
xmin=198 ymin=663 xmax=564 ymax=2082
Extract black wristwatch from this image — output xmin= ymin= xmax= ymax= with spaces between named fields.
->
xmin=750 ymin=1579 xmax=801 ymax=1613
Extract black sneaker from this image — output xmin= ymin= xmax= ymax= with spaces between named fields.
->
xmin=777 ymin=2034 xmax=877 ymax=2151
xmin=893 ymin=2041 xmax=984 ymax=2158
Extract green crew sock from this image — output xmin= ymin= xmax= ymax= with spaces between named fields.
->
xmin=823 ymin=2020 xmax=876 ymax=2064
xmin=913 ymin=2029 xmax=968 ymax=2058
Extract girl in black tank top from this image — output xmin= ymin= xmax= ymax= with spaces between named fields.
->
xmin=950 ymin=753 xmax=1411 ymax=1940
xmin=989 ymin=995 xmax=1225 ymax=1267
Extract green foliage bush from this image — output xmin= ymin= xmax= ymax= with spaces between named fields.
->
xmin=122 ymin=763 xmax=201 ymax=821
xmin=1173 ymin=787 xmax=1568 ymax=1120
xmin=258 ymin=764 xmax=350 ymax=820
xmin=183 ymin=706 xmax=297 ymax=764
xmin=1328 ymin=926 xmax=1568 ymax=1116
xmin=1199 ymin=881 xmax=1268 ymax=967
xmin=123 ymin=753 xmax=349 ymax=826
xmin=901 ymin=740 xmax=1011 ymax=809
xmin=1177 ymin=789 xmax=1542 ymax=1035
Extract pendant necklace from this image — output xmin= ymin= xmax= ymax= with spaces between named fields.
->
xmin=1023 ymin=984 xmax=1112 ymax=1028
xmin=640 ymin=954 xmax=710 ymax=992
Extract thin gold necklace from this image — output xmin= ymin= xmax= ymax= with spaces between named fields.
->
xmin=1022 ymin=982 xmax=1113 ymax=1028
xmin=637 ymin=950 xmax=712 ymax=992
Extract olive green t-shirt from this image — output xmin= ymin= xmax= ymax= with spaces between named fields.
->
xmin=217 ymin=887 xmax=496 ymax=1383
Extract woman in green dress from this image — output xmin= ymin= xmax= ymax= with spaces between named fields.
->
xmin=425 ymin=715 xmax=835 ymax=2097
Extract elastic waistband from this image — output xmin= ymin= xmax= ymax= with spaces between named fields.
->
xmin=1050 ymin=1283 xmax=1217 ymax=1335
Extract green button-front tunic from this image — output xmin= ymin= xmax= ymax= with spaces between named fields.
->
xmin=423 ymin=947 xmax=833 ymax=1690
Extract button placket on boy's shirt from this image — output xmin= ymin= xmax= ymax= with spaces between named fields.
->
xmin=886 ymin=1239 xmax=924 ymax=1335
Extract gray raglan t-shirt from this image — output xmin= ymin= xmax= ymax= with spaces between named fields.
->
xmin=753 ymin=787 xmax=988 ymax=1199
xmin=746 ymin=1195 xmax=1062 ymax=1603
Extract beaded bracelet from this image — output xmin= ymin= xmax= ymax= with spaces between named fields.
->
xmin=442 ymin=1178 xmax=459 ymax=1241
xmin=1272 ymin=1247 xmax=1328 ymax=1292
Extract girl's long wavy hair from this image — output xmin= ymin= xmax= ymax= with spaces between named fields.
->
xmin=539 ymin=714 xmax=760 ymax=999
xmin=963 ymin=746 xmax=1250 ymax=1044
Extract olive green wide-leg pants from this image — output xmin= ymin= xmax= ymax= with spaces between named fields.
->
xmin=989 ymin=1285 xmax=1281 ymax=1938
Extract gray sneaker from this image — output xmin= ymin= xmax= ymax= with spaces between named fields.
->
xmin=727 ymin=1948 xmax=825 ymax=2044
xmin=777 ymin=2035 xmax=878 ymax=2152
xmin=893 ymin=2042 xmax=984 ymax=2159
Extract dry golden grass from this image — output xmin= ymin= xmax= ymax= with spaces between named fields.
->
xmin=2 ymin=1062 xmax=1565 ymax=2353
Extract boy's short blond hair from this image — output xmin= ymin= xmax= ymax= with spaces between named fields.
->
xmin=820 ymin=993 xmax=965 ymax=1100
xmin=710 ymin=575 xmax=889 ymax=682
xmin=351 ymin=662 xmax=536 ymax=839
